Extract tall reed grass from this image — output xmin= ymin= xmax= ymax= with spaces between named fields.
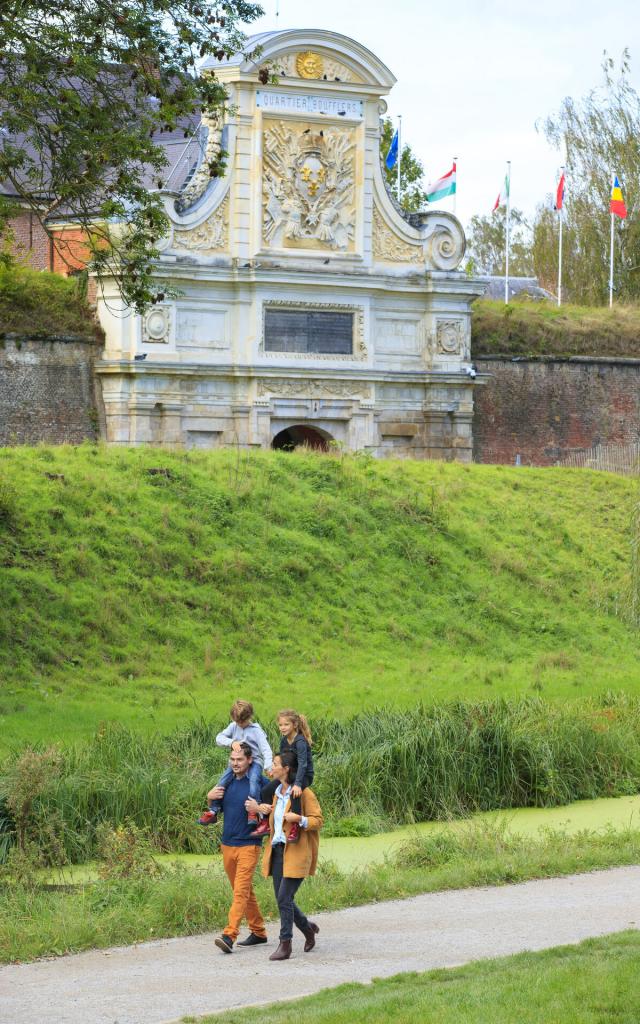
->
xmin=1 ymin=696 xmax=639 ymax=865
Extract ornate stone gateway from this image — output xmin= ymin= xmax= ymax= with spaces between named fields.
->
xmin=96 ymin=29 xmax=484 ymax=459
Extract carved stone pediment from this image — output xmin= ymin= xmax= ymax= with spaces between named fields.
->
xmin=274 ymin=52 xmax=363 ymax=84
xmin=174 ymin=196 xmax=229 ymax=255
xmin=372 ymin=206 xmax=424 ymax=264
xmin=262 ymin=120 xmax=356 ymax=252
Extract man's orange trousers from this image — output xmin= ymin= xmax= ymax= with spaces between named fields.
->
xmin=220 ymin=843 xmax=267 ymax=941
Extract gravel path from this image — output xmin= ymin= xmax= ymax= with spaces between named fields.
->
xmin=1 ymin=866 xmax=639 ymax=1024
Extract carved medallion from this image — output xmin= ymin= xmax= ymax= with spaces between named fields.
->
xmin=263 ymin=120 xmax=356 ymax=251
xmin=436 ymin=319 xmax=465 ymax=355
xmin=142 ymin=306 xmax=171 ymax=344
xmin=296 ymin=51 xmax=323 ymax=79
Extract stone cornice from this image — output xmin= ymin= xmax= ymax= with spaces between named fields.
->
xmin=95 ymin=359 xmax=488 ymax=387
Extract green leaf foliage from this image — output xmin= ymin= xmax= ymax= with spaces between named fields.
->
xmin=465 ymin=208 xmax=534 ymax=277
xmin=536 ymin=50 xmax=640 ymax=304
xmin=380 ymin=118 xmax=427 ymax=212
xmin=0 ymin=0 xmax=263 ymax=310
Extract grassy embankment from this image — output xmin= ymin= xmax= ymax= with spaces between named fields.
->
xmin=2 ymin=822 xmax=639 ymax=963
xmin=472 ymin=297 xmax=640 ymax=357
xmin=189 ymin=931 xmax=640 ymax=1024
xmin=0 ymin=264 xmax=99 ymax=337
xmin=1 ymin=445 xmax=639 ymax=749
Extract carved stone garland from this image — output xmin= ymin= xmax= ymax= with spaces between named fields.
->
xmin=174 ymin=196 xmax=229 ymax=254
xmin=257 ymin=379 xmax=371 ymax=399
xmin=262 ymin=120 xmax=356 ymax=251
xmin=372 ymin=207 xmax=424 ymax=264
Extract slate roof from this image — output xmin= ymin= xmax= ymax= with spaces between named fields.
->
xmin=478 ymin=276 xmax=553 ymax=301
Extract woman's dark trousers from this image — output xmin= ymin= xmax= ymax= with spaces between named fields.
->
xmin=270 ymin=843 xmax=309 ymax=941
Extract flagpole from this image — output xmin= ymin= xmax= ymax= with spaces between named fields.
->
xmin=557 ymin=165 xmax=564 ymax=307
xmin=453 ymin=156 xmax=458 ymax=215
xmin=397 ymin=115 xmax=402 ymax=203
xmin=609 ymin=172 xmax=615 ymax=308
xmin=609 ymin=211 xmax=615 ymax=308
xmin=504 ymin=160 xmax=511 ymax=305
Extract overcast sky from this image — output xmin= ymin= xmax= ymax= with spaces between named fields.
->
xmin=246 ymin=0 xmax=639 ymax=228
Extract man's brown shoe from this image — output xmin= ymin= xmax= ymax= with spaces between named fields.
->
xmin=303 ymin=922 xmax=319 ymax=952
xmin=269 ymin=939 xmax=292 ymax=961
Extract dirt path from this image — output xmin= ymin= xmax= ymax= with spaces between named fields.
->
xmin=1 ymin=866 xmax=639 ymax=1024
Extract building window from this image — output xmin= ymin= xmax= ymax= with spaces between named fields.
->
xmin=264 ymin=308 xmax=353 ymax=355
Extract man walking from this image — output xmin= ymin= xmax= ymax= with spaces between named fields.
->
xmin=208 ymin=741 xmax=268 ymax=953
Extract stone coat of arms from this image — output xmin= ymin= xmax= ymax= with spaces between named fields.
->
xmin=263 ymin=120 xmax=356 ymax=251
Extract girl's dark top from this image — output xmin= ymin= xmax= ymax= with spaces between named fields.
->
xmin=280 ymin=734 xmax=314 ymax=789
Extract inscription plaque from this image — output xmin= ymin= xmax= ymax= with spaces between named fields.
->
xmin=264 ymin=309 xmax=353 ymax=355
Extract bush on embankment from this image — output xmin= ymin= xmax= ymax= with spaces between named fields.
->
xmin=1 ymin=696 xmax=639 ymax=866
xmin=471 ymin=298 xmax=640 ymax=357
xmin=0 ymin=264 xmax=99 ymax=336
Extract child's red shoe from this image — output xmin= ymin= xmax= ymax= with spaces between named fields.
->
xmin=198 ymin=810 xmax=218 ymax=826
xmin=252 ymin=818 xmax=271 ymax=837
xmin=286 ymin=822 xmax=300 ymax=843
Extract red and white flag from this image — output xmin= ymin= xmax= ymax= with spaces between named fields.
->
xmin=554 ymin=172 xmax=565 ymax=211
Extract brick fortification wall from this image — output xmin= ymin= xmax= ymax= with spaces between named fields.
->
xmin=473 ymin=356 xmax=640 ymax=465
xmin=0 ymin=336 xmax=103 ymax=445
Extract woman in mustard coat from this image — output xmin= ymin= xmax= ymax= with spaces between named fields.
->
xmin=246 ymin=751 xmax=323 ymax=961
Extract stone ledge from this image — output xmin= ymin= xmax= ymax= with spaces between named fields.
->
xmin=473 ymin=354 xmax=640 ymax=368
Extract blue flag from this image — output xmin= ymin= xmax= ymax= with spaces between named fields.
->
xmin=385 ymin=130 xmax=398 ymax=170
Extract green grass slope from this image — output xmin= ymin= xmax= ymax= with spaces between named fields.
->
xmin=0 ymin=445 xmax=638 ymax=749
xmin=472 ymin=298 xmax=640 ymax=357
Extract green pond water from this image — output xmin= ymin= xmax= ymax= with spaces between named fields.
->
xmin=46 ymin=793 xmax=640 ymax=884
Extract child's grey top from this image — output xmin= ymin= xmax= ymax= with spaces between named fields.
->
xmin=215 ymin=721 xmax=273 ymax=770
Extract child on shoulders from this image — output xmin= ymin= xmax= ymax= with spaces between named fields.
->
xmin=275 ymin=708 xmax=314 ymax=844
xmin=199 ymin=700 xmax=273 ymax=827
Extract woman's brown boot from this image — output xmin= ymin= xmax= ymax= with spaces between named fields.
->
xmin=269 ymin=939 xmax=292 ymax=961
xmin=303 ymin=922 xmax=319 ymax=952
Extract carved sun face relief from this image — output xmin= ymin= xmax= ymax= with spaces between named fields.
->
xmin=296 ymin=51 xmax=324 ymax=79
xmin=262 ymin=119 xmax=356 ymax=252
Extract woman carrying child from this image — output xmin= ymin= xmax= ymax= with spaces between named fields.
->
xmin=270 ymin=708 xmax=314 ymax=843
xmin=246 ymin=750 xmax=323 ymax=961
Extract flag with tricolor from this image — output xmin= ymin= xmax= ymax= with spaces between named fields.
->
xmin=554 ymin=171 xmax=565 ymax=211
xmin=492 ymin=170 xmax=510 ymax=212
xmin=610 ymin=174 xmax=627 ymax=218
xmin=427 ymin=163 xmax=456 ymax=202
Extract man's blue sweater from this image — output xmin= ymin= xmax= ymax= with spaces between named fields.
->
xmin=221 ymin=773 xmax=267 ymax=847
